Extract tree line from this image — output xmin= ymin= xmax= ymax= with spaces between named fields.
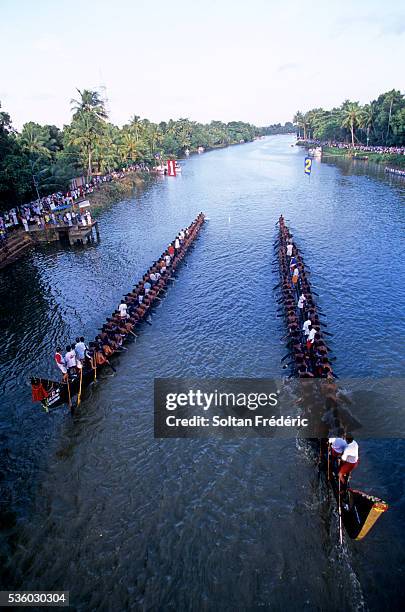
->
xmin=1 ymin=89 xmax=277 ymax=209
xmin=293 ymin=90 xmax=405 ymax=148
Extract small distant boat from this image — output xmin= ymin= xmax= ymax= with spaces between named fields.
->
xmin=351 ymin=154 xmax=369 ymax=161
xmin=197 ymin=146 xmax=205 ymax=154
xmin=308 ymin=147 xmax=322 ymax=158
xmin=185 ymin=149 xmax=190 ymax=156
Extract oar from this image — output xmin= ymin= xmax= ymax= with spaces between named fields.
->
xmin=77 ymin=366 xmax=83 ymax=406
xmin=338 ymin=477 xmax=343 ymax=545
xmin=281 ymin=353 xmax=291 ymax=362
xmin=322 ymin=331 xmax=334 ymax=337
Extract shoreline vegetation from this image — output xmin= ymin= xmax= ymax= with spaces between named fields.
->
xmin=293 ymin=89 xmax=405 ymax=154
xmin=0 ymin=87 xmax=293 ymax=211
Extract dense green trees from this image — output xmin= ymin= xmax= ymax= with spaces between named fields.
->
xmin=294 ymin=90 xmax=405 ymax=147
xmin=0 ymin=91 xmax=264 ymax=210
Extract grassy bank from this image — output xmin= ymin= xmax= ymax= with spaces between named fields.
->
xmin=87 ymin=172 xmax=153 ymax=215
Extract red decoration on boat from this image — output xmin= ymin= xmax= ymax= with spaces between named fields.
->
xmin=167 ymin=160 xmax=176 ymax=176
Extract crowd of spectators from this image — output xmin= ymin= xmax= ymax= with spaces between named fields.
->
xmin=0 ymin=163 xmax=150 ymax=246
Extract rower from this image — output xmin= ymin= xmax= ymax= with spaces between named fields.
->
xmin=303 ymin=318 xmax=312 ymax=337
xmin=297 ymin=293 xmax=306 ymax=312
xmin=65 ymin=345 xmax=77 ymax=376
xmin=118 ymin=300 xmax=128 ymax=319
xmin=328 ymin=429 xmax=347 ymax=472
xmin=338 ymin=435 xmax=359 ymax=484
xmin=75 ymin=336 xmax=87 ymax=367
xmin=286 ymin=243 xmax=293 ymax=257
xmin=306 ymin=326 xmax=316 ymax=350
xmin=54 ymin=346 xmax=68 ymax=381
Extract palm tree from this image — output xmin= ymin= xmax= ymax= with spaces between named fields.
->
xmin=121 ymin=130 xmax=138 ymax=163
xmin=384 ymin=90 xmax=403 ymax=144
xmin=66 ymin=112 xmax=104 ymax=178
xmin=293 ymin=111 xmax=304 ymax=139
xmin=341 ymin=102 xmax=363 ymax=148
xmin=68 ymin=89 xmax=108 ymax=177
xmin=19 ymin=122 xmax=52 ymax=158
xmin=360 ymin=103 xmax=376 ymax=146
xmin=70 ymin=89 xmax=107 ymax=120
xmin=129 ymin=115 xmax=142 ymax=142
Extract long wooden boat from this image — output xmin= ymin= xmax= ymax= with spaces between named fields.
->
xmin=274 ymin=215 xmax=388 ymax=541
xmin=31 ymin=213 xmax=205 ymax=411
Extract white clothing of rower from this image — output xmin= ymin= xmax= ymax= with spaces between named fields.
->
xmin=54 ymin=349 xmax=67 ymax=375
xmin=118 ymin=301 xmax=128 ymax=319
xmin=328 ymin=437 xmax=347 ymax=454
xmin=341 ymin=440 xmax=359 ymax=464
xmin=286 ymin=244 xmax=293 ymax=257
xmin=75 ymin=340 xmax=87 ymax=361
xmin=303 ymin=319 xmax=312 ymax=336
xmin=174 ymin=238 xmax=180 ymax=250
xmin=307 ymin=327 xmax=316 ymax=344
xmin=298 ymin=294 xmax=306 ymax=310
xmin=164 ymin=255 xmax=171 ymax=267
xmin=65 ymin=348 xmax=77 ymax=369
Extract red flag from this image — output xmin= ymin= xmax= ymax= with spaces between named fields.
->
xmin=167 ymin=160 xmax=176 ymax=176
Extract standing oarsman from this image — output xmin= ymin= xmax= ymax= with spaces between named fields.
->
xmin=75 ymin=337 xmax=87 ymax=367
xmin=54 ymin=346 xmax=68 ymax=380
xmin=65 ymin=345 xmax=77 ymax=375
xmin=339 ymin=435 xmax=359 ymax=484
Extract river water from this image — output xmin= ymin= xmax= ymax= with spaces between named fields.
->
xmin=0 ymin=135 xmax=404 ymax=610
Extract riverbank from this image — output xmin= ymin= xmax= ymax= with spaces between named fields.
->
xmin=322 ymin=146 xmax=405 ymax=168
xmin=296 ymin=141 xmax=405 ymax=168
xmin=86 ymin=170 xmax=153 ymax=215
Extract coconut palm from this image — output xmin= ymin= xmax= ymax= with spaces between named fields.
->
xmin=71 ymin=89 xmax=108 ymax=120
xmin=360 ymin=103 xmax=376 ymax=146
xmin=19 ymin=122 xmax=52 ymax=158
xmin=293 ymin=111 xmax=305 ymax=138
xmin=129 ymin=115 xmax=142 ymax=142
xmin=341 ymin=102 xmax=363 ymax=148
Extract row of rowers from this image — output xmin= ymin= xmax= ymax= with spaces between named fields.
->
xmin=278 ymin=238 xmax=335 ymax=379
xmin=53 ymin=213 xmax=205 ymax=379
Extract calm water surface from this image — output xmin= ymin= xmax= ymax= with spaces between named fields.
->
xmin=0 ymin=136 xmax=404 ymax=610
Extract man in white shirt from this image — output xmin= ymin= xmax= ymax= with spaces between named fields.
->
xmin=339 ymin=435 xmax=359 ymax=483
xmin=298 ymin=294 xmax=306 ymax=311
xmin=286 ymin=243 xmax=293 ymax=257
xmin=118 ymin=301 xmax=128 ymax=319
xmin=65 ymin=345 xmax=77 ymax=373
xmin=303 ymin=318 xmax=312 ymax=336
xmin=307 ymin=327 xmax=316 ymax=344
xmin=75 ymin=337 xmax=87 ymax=367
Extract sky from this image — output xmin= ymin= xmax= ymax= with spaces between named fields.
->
xmin=1 ymin=0 xmax=404 ymax=130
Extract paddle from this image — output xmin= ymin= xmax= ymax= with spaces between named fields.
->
xmin=338 ymin=477 xmax=343 ymax=546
